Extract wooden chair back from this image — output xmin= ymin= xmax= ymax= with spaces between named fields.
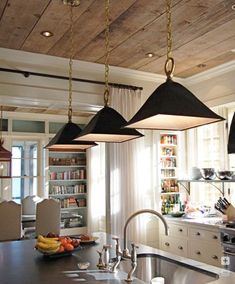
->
xmin=22 ymin=195 xmax=42 ymax=215
xmin=35 ymin=199 xmax=61 ymax=237
xmin=0 ymin=201 xmax=22 ymax=241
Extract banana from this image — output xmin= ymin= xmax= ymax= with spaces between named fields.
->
xmin=36 ymin=241 xmax=60 ymax=251
xmin=37 ymin=235 xmax=60 ymax=244
xmin=37 ymin=246 xmax=60 ymax=254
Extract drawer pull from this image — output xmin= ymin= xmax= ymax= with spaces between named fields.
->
xmin=178 ymin=228 xmax=183 ymax=232
xmin=196 ymin=251 xmax=201 ymax=255
xmin=178 ymin=246 xmax=183 ymax=250
xmin=196 ymin=232 xmax=201 ymax=236
xmin=165 ymin=242 xmax=170 ymax=247
xmin=212 ymin=255 xmax=218 ymax=260
xmin=213 ymin=235 xmax=218 ymax=240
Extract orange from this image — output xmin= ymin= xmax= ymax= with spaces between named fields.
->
xmin=64 ymin=243 xmax=74 ymax=251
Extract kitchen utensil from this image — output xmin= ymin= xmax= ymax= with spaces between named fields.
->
xmin=214 ymin=204 xmax=224 ymax=214
xmin=224 ymin=197 xmax=231 ymax=206
xmin=200 ymin=168 xmax=216 ymax=180
xmin=190 ymin=167 xmax=202 ymax=180
xmin=216 ymin=170 xmax=234 ymax=180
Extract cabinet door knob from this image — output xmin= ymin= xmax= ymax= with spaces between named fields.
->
xmin=178 ymin=228 xmax=183 ymax=232
xmin=196 ymin=251 xmax=201 ymax=255
xmin=165 ymin=242 xmax=170 ymax=247
xmin=178 ymin=246 xmax=183 ymax=250
xmin=196 ymin=232 xmax=201 ymax=236
xmin=213 ymin=235 xmax=218 ymax=240
xmin=212 ymin=255 xmax=218 ymax=260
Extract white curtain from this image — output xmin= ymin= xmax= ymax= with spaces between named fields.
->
xmin=87 ymin=143 xmax=106 ymax=233
xmin=109 ymin=86 xmax=159 ymax=245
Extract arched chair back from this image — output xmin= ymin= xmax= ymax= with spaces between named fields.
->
xmin=35 ymin=199 xmax=61 ymax=237
xmin=0 ymin=201 xmax=22 ymax=241
xmin=22 ymin=195 xmax=42 ymax=215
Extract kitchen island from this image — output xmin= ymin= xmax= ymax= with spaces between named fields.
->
xmin=0 ymin=232 xmax=234 ymax=284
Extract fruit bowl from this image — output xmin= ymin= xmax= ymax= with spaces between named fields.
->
xmin=216 ymin=170 xmax=234 ymax=180
xmin=35 ymin=234 xmax=81 ymax=258
xmin=200 ymin=168 xmax=216 ymax=180
xmin=171 ymin=211 xmax=185 ymax=218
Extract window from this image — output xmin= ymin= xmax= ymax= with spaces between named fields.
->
xmin=12 ymin=141 xmax=38 ymax=203
xmin=188 ymin=107 xmax=229 ymax=206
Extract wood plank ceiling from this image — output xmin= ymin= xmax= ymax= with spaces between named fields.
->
xmin=0 ymin=0 xmax=234 ymax=78
xmin=0 ymin=0 xmax=234 ymax=117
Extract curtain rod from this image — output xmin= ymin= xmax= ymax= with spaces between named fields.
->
xmin=0 ymin=67 xmax=143 ymax=91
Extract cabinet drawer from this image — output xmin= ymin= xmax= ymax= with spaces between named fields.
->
xmin=169 ymin=223 xmax=188 ymax=238
xmin=189 ymin=227 xmax=220 ymax=242
xmin=160 ymin=236 xmax=172 ymax=253
xmin=188 ymin=241 xmax=222 ymax=267
xmin=160 ymin=236 xmax=188 ymax=257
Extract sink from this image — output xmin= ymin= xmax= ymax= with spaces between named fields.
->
xmin=119 ymin=253 xmax=218 ymax=284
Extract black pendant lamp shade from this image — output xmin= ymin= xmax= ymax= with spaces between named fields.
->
xmin=74 ymin=106 xmax=144 ymax=143
xmin=45 ymin=122 xmax=97 ymax=150
xmin=125 ymin=78 xmax=225 ymax=131
xmin=228 ymin=112 xmax=235 ymax=154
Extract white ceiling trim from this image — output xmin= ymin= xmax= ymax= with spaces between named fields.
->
xmin=184 ymin=60 xmax=235 ymax=86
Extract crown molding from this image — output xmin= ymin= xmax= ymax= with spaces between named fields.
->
xmin=184 ymin=60 xmax=235 ymax=86
xmin=0 ymin=47 xmax=166 ymax=84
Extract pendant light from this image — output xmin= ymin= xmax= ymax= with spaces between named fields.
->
xmin=125 ymin=0 xmax=224 ymax=131
xmin=45 ymin=0 xmax=97 ymax=150
xmin=228 ymin=112 xmax=235 ymax=154
xmin=0 ymin=106 xmax=12 ymax=178
xmin=74 ymin=0 xmax=143 ymax=143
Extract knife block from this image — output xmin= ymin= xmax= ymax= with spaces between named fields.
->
xmin=225 ymin=204 xmax=235 ymax=221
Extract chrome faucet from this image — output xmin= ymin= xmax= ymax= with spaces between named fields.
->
xmin=123 ymin=209 xmax=169 ymax=258
xmin=96 ymin=244 xmax=112 ymax=270
xmin=126 ymin=243 xmax=139 ymax=282
xmin=111 ymin=237 xmax=122 ymax=272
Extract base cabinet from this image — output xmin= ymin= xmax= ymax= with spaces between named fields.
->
xmin=159 ymin=220 xmax=223 ymax=267
xmin=188 ymin=241 xmax=222 ymax=267
xmin=160 ymin=235 xmax=188 ymax=257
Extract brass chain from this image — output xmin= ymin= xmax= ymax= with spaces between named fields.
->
xmin=0 ymin=106 xmax=2 ymax=139
xmin=165 ymin=0 xmax=175 ymax=78
xmin=104 ymin=0 xmax=110 ymax=106
xmin=0 ymin=105 xmax=4 ymax=144
xmin=68 ymin=4 xmax=74 ymax=122
xmin=166 ymin=0 xmax=172 ymax=60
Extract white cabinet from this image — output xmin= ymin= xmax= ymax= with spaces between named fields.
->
xmin=188 ymin=226 xmax=222 ymax=267
xmin=48 ymin=150 xmax=88 ymax=235
xmin=159 ymin=219 xmax=223 ymax=267
xmin=160 ymin=235 xmax=188 ymax=257
xmin=159 ymin=221 xmax=188 ymax=257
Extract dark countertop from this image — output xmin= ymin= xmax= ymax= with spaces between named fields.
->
xmin=0 ymin=233 xmax=144 ymax=284
xmin=0 ymin=232 xmax=235 ymax=284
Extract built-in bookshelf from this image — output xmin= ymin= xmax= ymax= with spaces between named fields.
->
xmin=48 ymin=150 xmax=87 ymax=233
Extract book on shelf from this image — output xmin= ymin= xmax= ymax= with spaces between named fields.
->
xmin=49 ymin=169 xmax=86 ymax=180
xmin=49 ymin=157 xmax=86 ymax=166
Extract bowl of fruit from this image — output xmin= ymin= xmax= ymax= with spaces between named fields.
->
xmin=35 ymin=232 xmax=81 ymax=258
